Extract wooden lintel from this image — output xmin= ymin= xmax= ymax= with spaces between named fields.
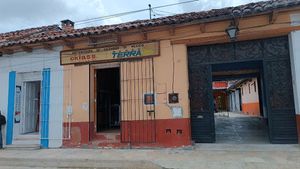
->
xmin=63 ymin=39 xmax=75 ymax=49
xmin=21 ymin=45 xmax=33 ymax=53
xmin=269 ymin=11 xmax=279 ymax=24
xmin=171 ymin=26 xmax=300 ymax=46
xmin=42 ymin=43 xmax=53 ymax=50
xmin=200 ymin=24 xmax=206 ymax=33
xmin=171 ymin=34 xmax=227 ymax=46
xmin=169 ymin=27 xmax=176 ymax=36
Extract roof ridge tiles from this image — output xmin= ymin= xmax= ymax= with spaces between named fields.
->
xmin=1 ymin=0 xmax=300 ymax=48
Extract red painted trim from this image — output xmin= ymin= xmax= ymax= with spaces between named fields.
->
xmin=213 ymin=81 xmax=228 ymax=89
xmin=63 ymin=118 xmax=191 ymax=148
xmin=296 ymin=115 xmax=300 ymax=144
xmin=63 ymin=122 xmax=89 ymax=147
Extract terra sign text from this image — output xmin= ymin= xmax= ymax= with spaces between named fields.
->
xmin=60 ymin=41 xmax=159 ymax=65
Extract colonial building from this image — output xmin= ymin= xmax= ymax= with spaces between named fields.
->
xmin=0 ymin=25 xmax=65 ymax=148
xmin=1 ymin=0 xmax=300 ymax=148
xmin=227 ymin=78 xmax=261 ymax=116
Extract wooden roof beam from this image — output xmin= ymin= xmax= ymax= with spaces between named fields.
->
xmin=63 ymin=39 xmax=75 ymax=49
xmin=200 ymin=24 xmax=206 ymax=33
xmin=42 ymin=43 xmax=53 ymax=50
xmin=21 ymin=45 xmax=33 ymax=53
xmin=2 ymin=49 xmax=14 ymax=55
xmin=142 ymin=31 xmax=148 ymax=41
xmin=269 ymin=11 xmax=279 ymax=24
xmin=169 ymin=26 xmax=176 ymax=36
xmin=88 ymin=36 xmax=97 ymax=45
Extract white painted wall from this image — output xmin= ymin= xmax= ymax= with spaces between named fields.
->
xmin=234 ymin=90 xmax=241 ymax=112
xmin=240 ymin=78 xmax=259 ymax=104
xmin=229 ymin=90 xmax=241 ymax=112
xmin=0 ymin=46 xmax=64 ymax=148
xmin=289 ymin=30 xmax=300 ymax=115
xmin=0 ymin=67 xmax=9 ymax=145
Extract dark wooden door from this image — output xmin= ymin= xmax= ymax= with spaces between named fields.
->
xmin=263 ymin=59 xmax=298 ymax=143
xmin=188 ymin=63 xmax=215 ymax=143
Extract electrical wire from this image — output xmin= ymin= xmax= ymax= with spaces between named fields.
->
xmin=154 ymin=9 xmax=177 ymax=15
xmin=74 ymin=0 xmax=200 ymax=26
xmin=151 ymin=9 xmax=165 ymax=18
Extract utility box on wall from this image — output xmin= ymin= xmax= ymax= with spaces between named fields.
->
xmin=168 ymin=93 xmax=179 ymax=104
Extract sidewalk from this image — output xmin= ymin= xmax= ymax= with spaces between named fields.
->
xmin=0 ymin=144 xmax=300 ymax=169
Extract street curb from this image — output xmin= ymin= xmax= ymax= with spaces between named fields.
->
xmin=0 ymin=158 xmax=165 ymax=169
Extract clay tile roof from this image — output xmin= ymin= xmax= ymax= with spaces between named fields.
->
xmin=0 ymin=25 xmax=62 ymax=47
xmin=1 ymin=0 xmax=300 ymax=49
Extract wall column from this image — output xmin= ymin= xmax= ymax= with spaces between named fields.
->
xmin=6 ymin=71 xmax=16 ymax=145
xmin=41 ymin=68 xmax=51 ymax=148
xmin=289 ymin=30 xmax=300 ymax=143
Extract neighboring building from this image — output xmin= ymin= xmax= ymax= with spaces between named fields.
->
xmin=240 ymin=78 xmax=261 ymax=116
xmin=227 ymin=78 xmax=261 ymax=116
xmin=1 ymin=0 xmax=300 ymax=148
xmin=0 ymin=25 xmax=67 ymax=148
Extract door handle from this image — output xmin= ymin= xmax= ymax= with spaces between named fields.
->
xmin=197 ymin=115 xmax=204 ymax=119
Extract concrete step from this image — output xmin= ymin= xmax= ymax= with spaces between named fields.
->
xmin=5 ymin=144 xmax=40 ymax=150
xmin=6 ymin=134 xmax=41 ymax=150
xmin=13 ymin=139 xmax=39 ymax=145
xmin=14 ymin=134 xmax=39 ymax=140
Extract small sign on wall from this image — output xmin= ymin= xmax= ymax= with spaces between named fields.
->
xmin=171 ymin=106 xmax=183 ymax=118
xmin=14 ymin=86 xmax=21 ymax=123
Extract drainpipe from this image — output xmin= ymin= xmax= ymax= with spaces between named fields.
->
xmin=39 ymin=113 xmax=72 ymax=140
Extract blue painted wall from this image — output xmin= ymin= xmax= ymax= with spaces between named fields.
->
xmin=6 ymin=71 xmax=16 ymax=145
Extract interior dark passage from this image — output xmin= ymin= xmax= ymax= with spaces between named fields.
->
xmin=212 ymin=61 xmax=269 ymax=144
xmin=96 ymin=67 xmax=120 ymax=132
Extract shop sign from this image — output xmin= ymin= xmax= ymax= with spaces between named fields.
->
xmin=60 ymin=41 xmax=159 ymax=65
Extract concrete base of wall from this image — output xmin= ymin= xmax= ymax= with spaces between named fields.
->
xmin=62 ymin=118 xmax=191 ymax=148
xmin=63 ymin=122 xmax=89 ymax=147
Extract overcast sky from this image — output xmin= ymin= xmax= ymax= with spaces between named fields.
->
xmin=0 ymin=0 xmax=261 ymax=33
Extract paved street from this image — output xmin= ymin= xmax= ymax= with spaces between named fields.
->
xmin=0 ymin=144 xmax=300 ymax=169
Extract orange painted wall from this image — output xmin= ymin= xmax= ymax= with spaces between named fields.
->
xmin=62 ymin=10 xmax=300 ymax=123
xmin=66 ymin=40 xmax=190 ymax=122
xmin=242 ymin=102 xmax=260 ymax=116
xmin=63 ymin=64 xmax=90 ymax=123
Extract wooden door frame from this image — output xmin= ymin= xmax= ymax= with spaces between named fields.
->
xmin=90 ymin=62 xmax=121 ymax=136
